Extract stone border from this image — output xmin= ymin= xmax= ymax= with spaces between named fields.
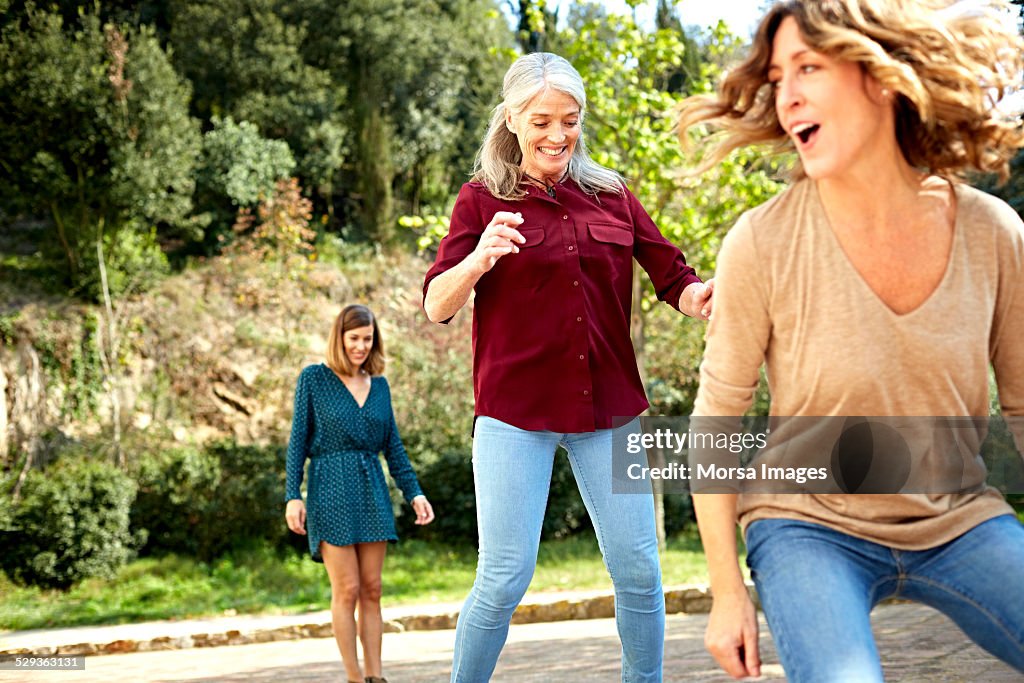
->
xmin=0 ymin=585 xmax=756 ymax=659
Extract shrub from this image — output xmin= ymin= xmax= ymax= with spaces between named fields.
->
xmin=194 ymin=116 xmax=295 ymax=248
xmin=202 ymin=441 xmax=290 ymax=559
xmin=131 ymin=441 xmax=289 ymax=561
xmin=0 ymin=458 xmax=138 ymax=590
xmin=77 ymin=224 xmax=171 ymax=301
xmin=131 ymin=446 xmax=220 ymax=557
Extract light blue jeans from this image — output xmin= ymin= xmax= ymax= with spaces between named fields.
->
xmin=450 ymin=416 xmax=664 ymax=682
xmin=746 ymin=515 xmax=1024 ymax=682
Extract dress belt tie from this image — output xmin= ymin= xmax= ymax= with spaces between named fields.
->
xmin=311 ymin=449 xmax=379 ymax=478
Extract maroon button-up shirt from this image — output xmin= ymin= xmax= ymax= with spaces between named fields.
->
xmin=423 ymin=179 xmax=701 ymax=433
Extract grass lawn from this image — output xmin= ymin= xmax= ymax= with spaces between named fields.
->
xmin=0 ymin=531 xmax=727 ymax=631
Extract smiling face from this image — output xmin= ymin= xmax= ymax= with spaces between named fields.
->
xmin=343 ymin=325 xmax=374 ymax=371
xmin=508 ymin=88 xmax=581 ymax=184
xmin=769 ymin=16 xmax=894 ymax=182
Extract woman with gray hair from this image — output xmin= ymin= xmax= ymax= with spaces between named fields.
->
xmin=423 ymin=52 xmax=713 ymax=682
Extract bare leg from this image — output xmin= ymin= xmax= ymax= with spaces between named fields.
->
xmin=355 ymin=541 xmax=388 ymax=679
xmin=321 ymin=541 xmax=363 ymax=682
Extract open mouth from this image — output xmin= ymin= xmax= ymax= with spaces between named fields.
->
xmin=793 ymin=123 xmax=820 ymax=145
xmin=539 ymin=146 xmax=567 ymax=157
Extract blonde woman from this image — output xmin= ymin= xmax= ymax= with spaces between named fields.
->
xmin=285 ymin=304 xmax=434 ymax=683
xmin=679 ymin=0 xmax=1024 ymax=680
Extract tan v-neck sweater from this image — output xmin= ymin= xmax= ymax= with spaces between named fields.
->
xmin=693 ymin=178 xmax=1024 ymax=549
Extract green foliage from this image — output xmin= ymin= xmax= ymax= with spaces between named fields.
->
xmin=398 ymin=213 xmax=451 ymax=253
xmin=204 ymin=441 xmax=290 ymax=556
xmin=0 ymin=457 xmax=138 ymax=590
xmin=395 ymin=450 xmax=476 ymax=543
xmin=0 ymin=544 xmax=327 ymax=630
xmin=299 ymin=0 xmax=512 ymax=239
xmin=131 ymin=446 xmax=220 ymax=557
xmin=167 ymin=0 xmax=346 ymax=206
xmin=0 ymin=5 xmax=200 ymax=296
xmin=974 ymin=149 xmax=1024 ymax=219
xmin=386 ymin=314 xmax=475 ymax=466
xmin=194 ymin=116 xmax=296 ymax=246
xmin=77 ymin=224 xmax=171 ymax=300
xmin=131 ymin=441 xmax=289 ymax=561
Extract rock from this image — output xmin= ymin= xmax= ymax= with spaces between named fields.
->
xmin=398 ymin=613 xmax=459 ymax=631
xmin=227 ymin=362 xmax=261 ymax=389
xmin=101 ymin=640 xmax=138 ymax=654
xmin=139 ymin=636 xmax=176 ymax=652
xmin=211 ymin=382 xmax=256 ymax=415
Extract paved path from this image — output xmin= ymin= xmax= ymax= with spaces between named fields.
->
xmin=2 ymin=603 xmax=1020 ymax=682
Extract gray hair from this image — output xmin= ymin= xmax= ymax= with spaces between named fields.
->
xmin=473 ymin=52 xmax=625 ymax=200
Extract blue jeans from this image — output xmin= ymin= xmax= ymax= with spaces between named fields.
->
xmin=450 ymin=416 xmax=664 ymax=682
xmin=746 ymin=515 xmax=1024 ymax=682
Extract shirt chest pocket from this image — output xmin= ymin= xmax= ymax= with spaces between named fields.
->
xmin=584 ymin=221 xmax=634 ymax=273
xmin=587 ymin=221 xmax=634 ymax=247
xmin=486 ymin=226 xmax=550 ymax=288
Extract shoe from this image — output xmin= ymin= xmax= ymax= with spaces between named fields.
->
xmin=365 ymin=678 xmax=389 ymax=683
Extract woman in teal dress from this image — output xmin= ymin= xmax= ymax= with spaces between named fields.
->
xmin=285 ymin=304 xmax=434 ymax=683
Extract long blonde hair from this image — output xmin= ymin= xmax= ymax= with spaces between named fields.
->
xmin=474 ymin=52 xmax=625 ymax=200
xmin=676 ymin=0 xmax=1024 ymax=182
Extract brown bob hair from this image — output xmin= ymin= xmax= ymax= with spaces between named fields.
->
xmin=677 ymin=0 xmax=1024 ymax=182
xmin=326 ymin=304 xmax=385 ymax=376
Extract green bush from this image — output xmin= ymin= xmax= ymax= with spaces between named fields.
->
xmin=0 ymin=458 xmax=138 ymax=590
xmin=131 ymin=441 xmax=290 ymax=561
xmin=203 ymin=441 xmax=290 ymax=558
xmin=77 ymin=225 xmax=171 ymax=301
xmin=132 ymin=446 xmax=220 ymax=558
xmin=194 ymin=116 xmax=296 ymax=248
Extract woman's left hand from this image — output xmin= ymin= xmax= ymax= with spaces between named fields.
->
xmin=412 ymin=495 xmax=435 ymax=525
xmin=683 ymin=279 xmax=715 ymax=321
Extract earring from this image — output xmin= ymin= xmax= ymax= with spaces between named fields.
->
xmin=881 ymin=87 xmax=891 ymax=98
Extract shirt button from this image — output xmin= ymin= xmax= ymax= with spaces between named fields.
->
xmin=579 ymin=354 xmax=585 ymax=360
xmin=573 ymin=280 xmax=579 ymax=286
xmin=576 ymin=316 xmax=582 ymax=322
xmin=562 ymin=215 xmax=569 ymax=220
xmin=583 ymin=390 xmax=590 ymax=396
xmin=568 ymin=245 xmax=574 ymax=251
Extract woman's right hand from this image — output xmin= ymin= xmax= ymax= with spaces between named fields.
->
xmin=469 ymin=211 xmax=526 ymax=274
xmin=285 ymin=499 xmax=307 ymax=535
xmin=705 ymin=589 xmax=760 ymax=679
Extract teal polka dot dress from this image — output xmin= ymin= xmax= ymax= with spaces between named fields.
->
xmin=285 ymin=364 xmax=423 ymax=562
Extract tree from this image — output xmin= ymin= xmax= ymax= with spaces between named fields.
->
xmin=0 ymin=4 xmax=200 ymax=298
xmin=298 ymin=0 xmax=512 ymax=241
xmin=167 ymin=0 xmax=346 ymax=224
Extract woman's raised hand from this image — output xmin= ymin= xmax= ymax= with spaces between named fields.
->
xmin=470 ymin=212 xmax=526 ymax=274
